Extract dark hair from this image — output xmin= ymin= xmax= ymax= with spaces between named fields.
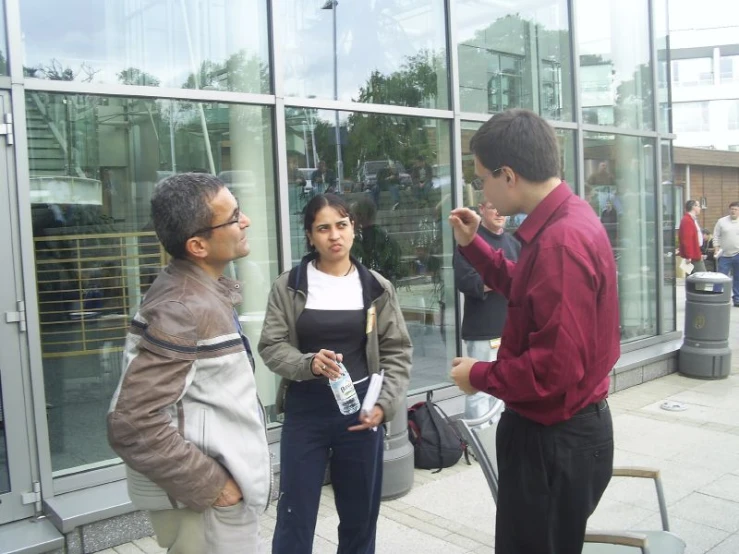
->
xmin=303 ymin=193 xmax=353 ymax=253
xmin=151 ymin=172 xmax=224 ymax=259
xmin=685 ymin=199 xmax=699 ymax=212
xmin=469 ymin=109 xmax=560 ymax=182
xmin=730 ymin=201 xmax=739 ymax=209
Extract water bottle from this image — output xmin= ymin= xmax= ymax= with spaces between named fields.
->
xmin=330 ymin=361 xmax=360 ymax=415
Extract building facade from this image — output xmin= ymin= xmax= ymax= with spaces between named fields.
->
xmin=0 ymin=0 xmax=678 ymax=551
xmin=668 ymin=2 xmax=739 ymax=150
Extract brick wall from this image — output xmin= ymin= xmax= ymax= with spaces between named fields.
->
xmin=674 ymin=164 xmax=739 ymax=230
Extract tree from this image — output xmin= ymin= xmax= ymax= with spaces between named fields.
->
xmin=118 ymin=67 xmax=160 ymax=87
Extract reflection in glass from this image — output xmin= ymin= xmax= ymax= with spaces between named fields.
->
xmin=460 ymin=121 xmax=577 ymax=231
xmin=661 ymin=140 xmax=676 ymax=332
xmin=285 ymin=109 xmax=455 ymax=392
xmin=456 ymin=0 xmax=572 ymax=120
xmin=577 ymin=0 xmax=654 ymax=129
xmin=278 ymin=0 xmax=448 ymax=109
xmin=26 ymin=93 xmax=279 ymax=472
xmin=20 ymin=0 xmax=270 ymax=93
xmin=584 ymin=133 xmax=657 ymax=341
xmin=654 ymin=0 xmax=670 ymax=133
xmin=0 ymin=0 xmax=6 ymax=76
xmin=0 ymin=379 xmax=9 ymax=494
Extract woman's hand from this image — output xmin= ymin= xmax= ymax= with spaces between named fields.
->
xmin=348 ymin=405 xmax=384 ymax=432
xmin=311 ymin=349 xmax=343 ymax=380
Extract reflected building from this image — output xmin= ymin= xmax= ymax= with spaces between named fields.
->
xmin=0 ymin=0 xmax=677 ymax=548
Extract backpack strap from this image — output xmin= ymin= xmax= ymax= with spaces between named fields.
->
xmin=431 ymin=397 xmax=472 ymax=466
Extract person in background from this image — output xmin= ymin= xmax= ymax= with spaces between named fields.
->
xmin=448 ymin=109 xmax=618 ymax=554
xmin=258 ymin=194 xmax=412 ymax=554
xmin=107 ymin=173 xmax=271 ymax=554
xmin=352 ymin=196 xmax=402 ymax=284
xmin=453 ymin=198 xmax=520 ymax=418
xmin=311 ymin=160 xmax=336 ymax=195
xmin=679 ymin=199 xmax=706 ymax=274
xmin=713 ymin=201 xmax=739 ymax=306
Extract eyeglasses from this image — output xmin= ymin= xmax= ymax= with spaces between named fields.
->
xmin=190 ymin=204 xmax=242 ymax=238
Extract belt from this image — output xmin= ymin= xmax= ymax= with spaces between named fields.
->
xmin=504 ymin=399 xmax=608 ymax=420
xmin=573 ymin=399 xmax=608 ymax=416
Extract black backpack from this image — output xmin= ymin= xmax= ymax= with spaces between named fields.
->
xmin=408 ymin=391 xmax=470 ymax=473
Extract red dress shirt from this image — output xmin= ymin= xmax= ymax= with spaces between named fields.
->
xmin=459 ymin=182 xmax=620 ymax=425
xmin=678 ymin=212 xmax=702 ymax=261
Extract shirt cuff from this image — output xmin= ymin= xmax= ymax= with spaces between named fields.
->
xmin=469 ymin=360 xmax=493 ymax=393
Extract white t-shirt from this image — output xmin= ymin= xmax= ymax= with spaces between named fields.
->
xmin=305 ymin=262 xmax=363 ymax=310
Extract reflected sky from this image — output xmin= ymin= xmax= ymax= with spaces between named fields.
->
xmin=20 ymin=0 xmax=269 ymax=91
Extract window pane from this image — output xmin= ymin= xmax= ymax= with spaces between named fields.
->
xmin=584 ymin=133 xmax=657 ymax=341
xmin=672 ymin=101 xmax=710 ymax=133
xmin=20 ymin=1 xmax=270 ymax=93
xmin=461 ymin=122 xmax=577 ymax=232
xmin=654 ymin=0 xmax=670 ymax=133
xmin=671 ymin=58 xmax=714 ymax=87
xmin=279 ymin=1 xmax=449 ymax=109
xmin=456 ymin=0 xmax=572 ymax=120
xmin=578 ymin=0 xmax=654 ymax=130
xmin=0 ymin=0 xmax=6 ymax=76
xmin=661 ymin=140 xmax=676 ymax=333
xmin=26 ymin=93 xmax=279 ymax=472
xmin=721 ymin=55 xmax=739 ymax=83
xmin=285 ymin=109 xmax=455 ymax=392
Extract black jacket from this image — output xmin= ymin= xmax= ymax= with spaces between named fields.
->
xmin=453 ymin=226 xmax=520 ymax=340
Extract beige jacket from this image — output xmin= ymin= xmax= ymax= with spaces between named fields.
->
xmin=107 ymin=259 xmax=272 ymax=513
xmin=257 ymin=254 xmax=412 ymax=422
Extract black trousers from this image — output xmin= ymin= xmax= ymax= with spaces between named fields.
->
xmin=272 ymin=379 xmax=383 ymax=554
xmin=495 ymin=402 xmax=614 ymax=554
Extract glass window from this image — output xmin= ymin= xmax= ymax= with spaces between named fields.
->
xmin=456 ymin=0 xmax=572 ymax=120
xmin=728 ymin=100 xmax=739 ymax=130
xmin=20 ymin=1 xmax=270 ymax=93
xmin=720 ymin=55 xmax=739 ymax=83
xmin=278 ymin=1 xmax=448 ymax=109
xmin=577 ymin=0 xmax=654 ymax=130
xmin=0 ymin=380 xmax=8 ymax=493
xmin=26 ymin=93 xmax=279 ymax=473
xmin=461 ymin=121 xmax=577 ymax=231
xmin=654 ymin=0 xmax=670 ymax=133
xmin=285 ymin=109 xmax=454 ymax=391
xmin=671 ymin=58 xmax=714 ymax=87
xmin=0 ymin=0 xmax=6 ymax=76
xmin=661 ymin=140 xmax=676 ymax=333
xmin=672 ymin=101 xmax=710 ymax=133
xmin=584 ymin=133 xmax=657 ymax=341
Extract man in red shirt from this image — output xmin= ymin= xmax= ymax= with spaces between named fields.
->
xmin=449 ymin=109 xmax=619 ymax=553
xmin=678 ymin=199 xmax=706 ymax=274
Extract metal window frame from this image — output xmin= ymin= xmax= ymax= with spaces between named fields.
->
xmin=0 ymin=0 xmax=681 ymax=504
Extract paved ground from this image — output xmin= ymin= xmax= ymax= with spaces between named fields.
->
xmin=101 ymin=283 xmax=739 ymax=553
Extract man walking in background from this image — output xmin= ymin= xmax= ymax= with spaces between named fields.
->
xmin=679 ymin=199 xmax=706 ymax=275
xmin=453 ymin=197 xmax=520 ymax=418
xmin=713 ymin=201 xmax=739 ymax=306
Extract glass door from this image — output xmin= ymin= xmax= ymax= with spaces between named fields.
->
xmin=0 ymin=90 xmax=36 ymax=523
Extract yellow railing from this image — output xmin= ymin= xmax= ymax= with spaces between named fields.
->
xmin=34 ymin=230 xmax=166 ymax=358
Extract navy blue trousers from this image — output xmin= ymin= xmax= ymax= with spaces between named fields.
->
xmin=272 ymin=379 xmax=383 ymax=554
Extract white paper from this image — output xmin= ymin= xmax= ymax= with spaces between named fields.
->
xmin=361 ymin=370 xmax=384 ymax=430
xmin=679 ymin=258 xmax=694 ymax=274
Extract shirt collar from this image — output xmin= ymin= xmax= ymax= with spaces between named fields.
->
xmin=514 ymin=181 xmax=573 ymax=245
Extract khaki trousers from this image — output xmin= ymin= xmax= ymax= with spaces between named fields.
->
xmin=149 ymin=502 xmax=264 ymax=554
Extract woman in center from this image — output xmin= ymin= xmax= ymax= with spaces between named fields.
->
xmin=259 ymin=193 xmax=412 ymax=553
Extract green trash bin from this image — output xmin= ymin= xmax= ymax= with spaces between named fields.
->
xmin=679 ymin=272 xmax=733 ymax=379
